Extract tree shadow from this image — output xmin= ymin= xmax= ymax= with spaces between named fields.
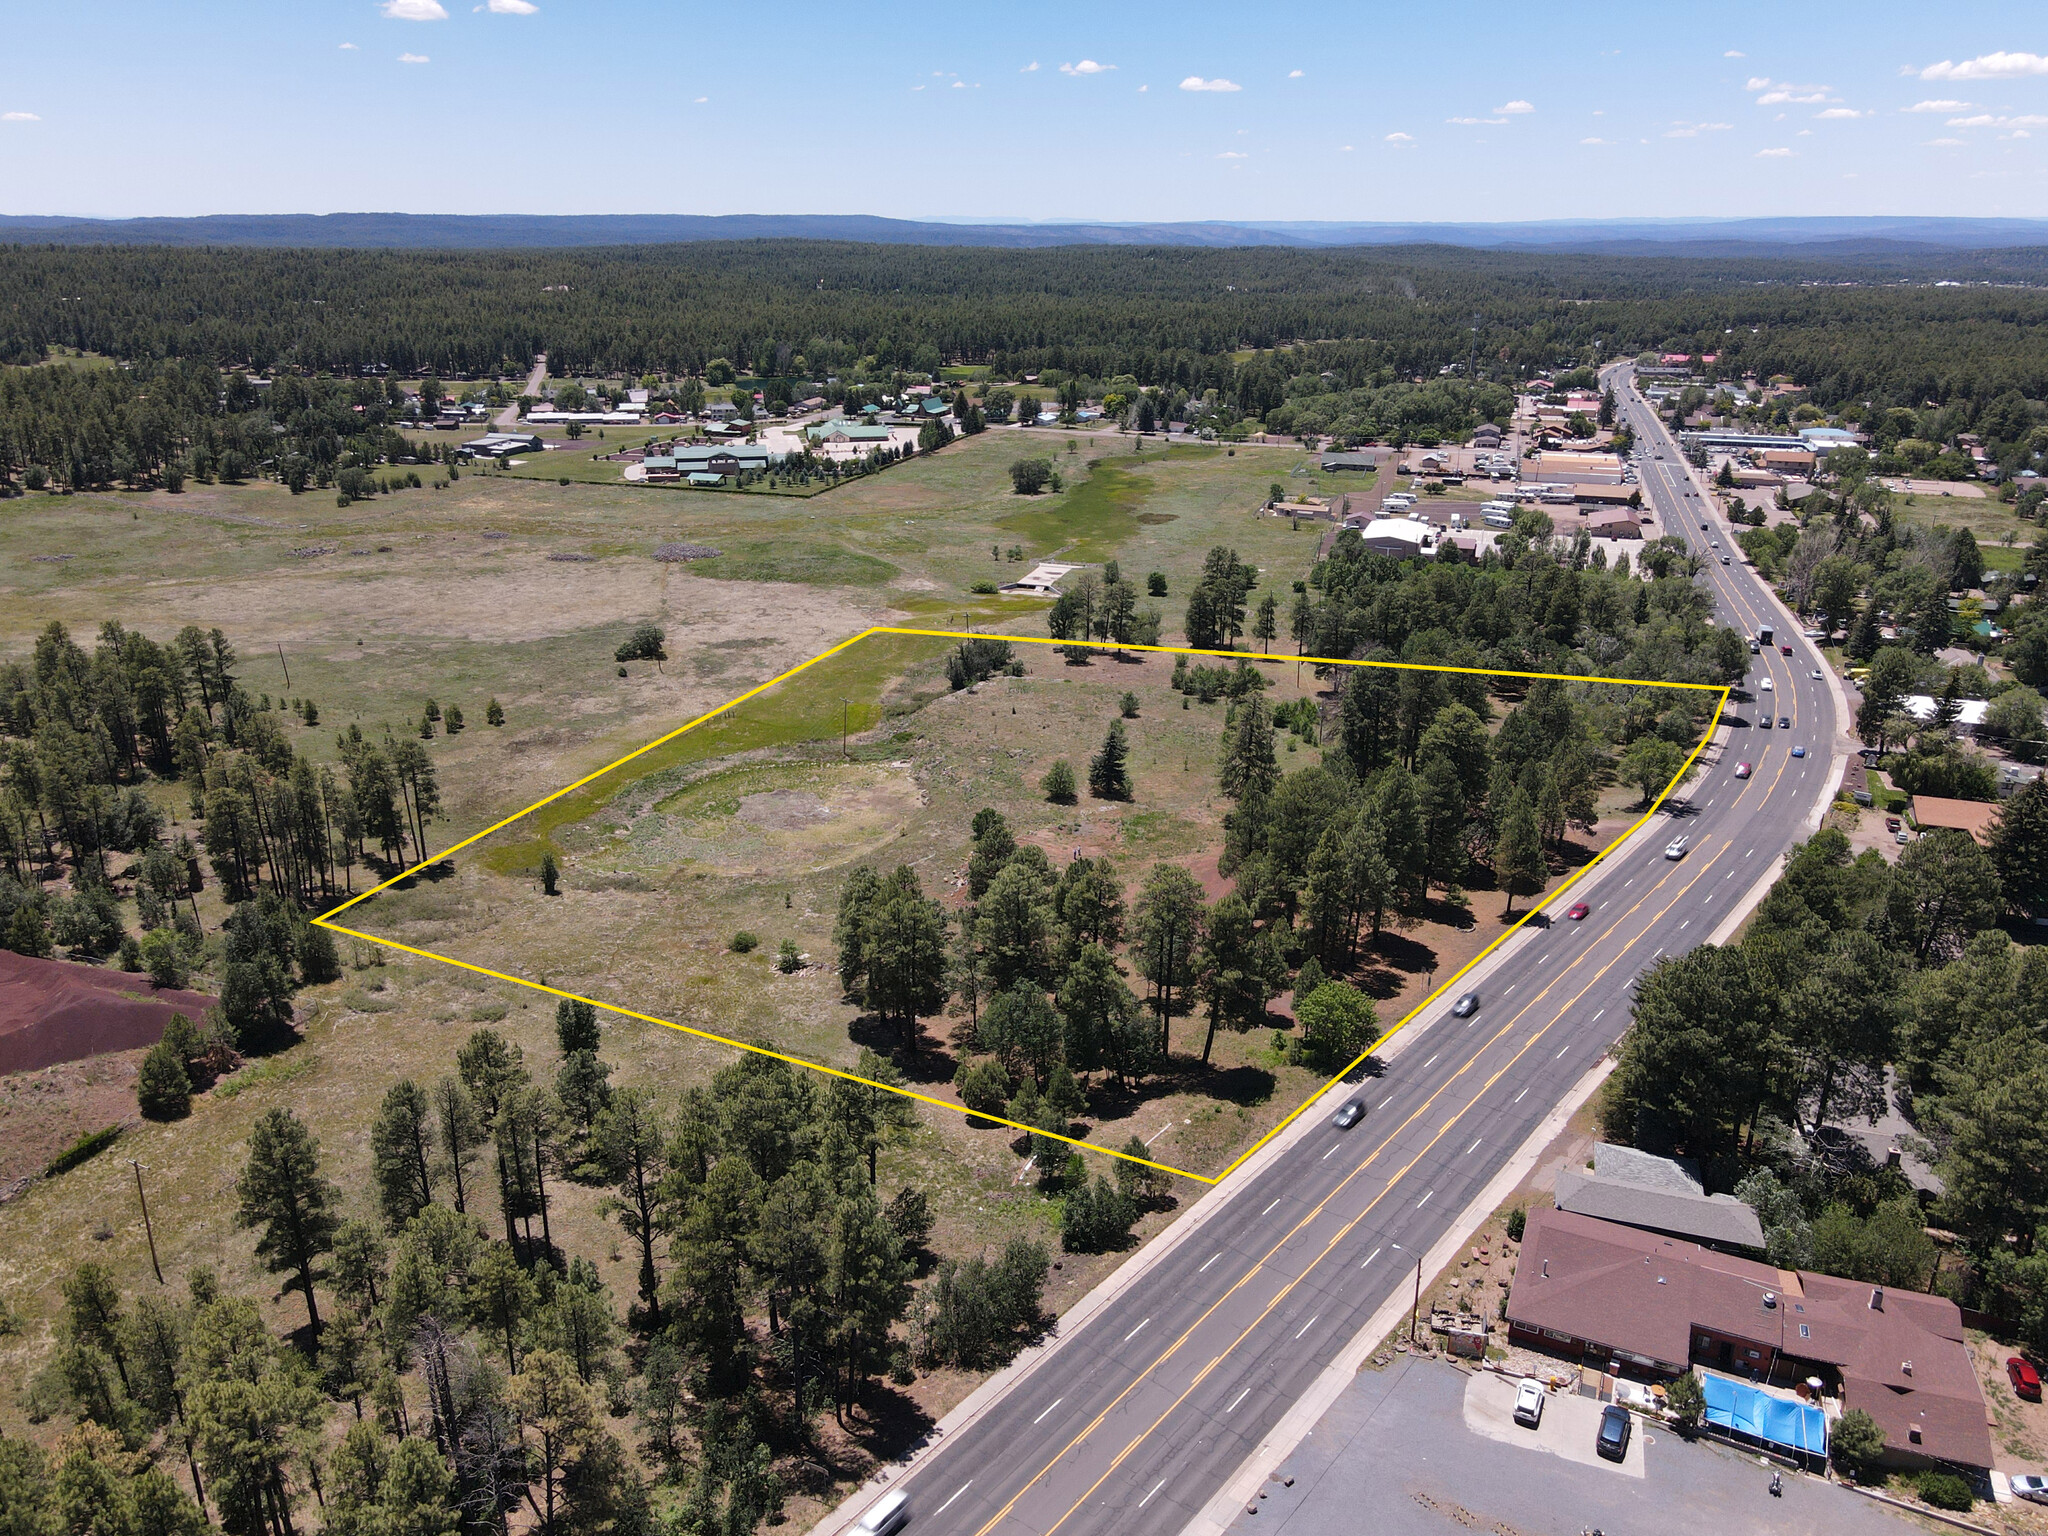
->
xmin=835 ymin=1381 xmax=940 ymax=1469
xmin=846 ymin=1013 xmax=956 ymax=1084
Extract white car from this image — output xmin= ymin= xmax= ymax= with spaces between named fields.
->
xmin=1514 ymin=1378 xmax=1546 ymax=1428
xmin=1759 ymin=677 xmax=1773 ymax=692
xmin=1810 ymin=669 xmax=1823 ymax=680
xmin=2013 ymin=1474 xmax=2048 ymax=1506
xmin=1664 ymin=836 xmax=1690 ymax=861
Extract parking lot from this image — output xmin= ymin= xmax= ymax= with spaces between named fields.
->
xmin=1227 ymin=1357 xmax=1926 ymax=1536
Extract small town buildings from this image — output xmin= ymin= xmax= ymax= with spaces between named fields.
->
xmin=1356 ymin=518 xmax=1435 ymax=558
xmin=641 ymin=445 xmax=774 ymax=482
xmin=1908 ymin=794 xmax=2000 ymax=845
xmin=1507 ymin=1206 xmax=1992 ymax=1473
xmin=999 ymin=561 xmax=1081 ymax=596
xmin=461 ymin=432 xmax=544 ymax=458
xmin=1582 ymin=511 xmax=1644 ymax=540
xmin=806 ymin=420 xmax=893 ymax=446
xmin=702 ymin=400 xmax=739 ymax=421
xmin=1556 ymin=1144 xmax=1765 ymax=1249
xmin=1899 ymin=695 xmax=1991 ymax=737
xmin=1533 ymin=451 xmax=1626 ymax=484
xmin=1320 ymin=451 xmax=1381 ymax=473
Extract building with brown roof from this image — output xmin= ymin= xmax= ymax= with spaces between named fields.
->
xmin=1909 ymin=795 xmax=2000 ymax=846
xmin=1506 ymin=1207 xmax=1991 ymax=1472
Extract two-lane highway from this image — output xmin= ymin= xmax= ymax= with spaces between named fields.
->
xmin=837 ymin=370 xmax=1841 ymax=1536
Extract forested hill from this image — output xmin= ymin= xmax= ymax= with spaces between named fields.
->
xmin=6 ymin=241 xmax=2048 ymax=409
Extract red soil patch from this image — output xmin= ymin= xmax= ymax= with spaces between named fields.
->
xmin=0 ymin=950 xmax=218 ymax=1075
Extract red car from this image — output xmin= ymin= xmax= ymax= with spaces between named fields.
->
xmin=1781 ymin=643 xmax=1793 ymax=655
xmin=1567 ymin=901 xmax=1591 ymax=920
xmin=2011 ymin=1356 xmax=2042 ymax=1401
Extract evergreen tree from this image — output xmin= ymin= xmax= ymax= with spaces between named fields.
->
xmin=1494 ymin=787 xmax=1546 ymax=917
xmin=235 ymin=1108 xmax=340 ymax=1341
xmin=370 ymin=1079 xmax=436 ymax=1231
xmin=1088 ymin=718 xmax=1132 ymax=801
xmin=554 ymin=997 xmax=600 ymax=1057
xmin=136 ymin=1040 xmax=192 ymax=1121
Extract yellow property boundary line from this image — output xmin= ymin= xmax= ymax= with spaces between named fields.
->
xmin=315 ymin=628 xmax=1727 ymax=1185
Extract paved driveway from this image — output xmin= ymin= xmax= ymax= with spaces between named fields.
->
xmin=1228 ymin=1357 xmax=1924 ymax=1536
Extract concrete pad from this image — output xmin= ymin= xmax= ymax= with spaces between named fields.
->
xmin=1464 ymin=1370 xmax=1647 ymax=1478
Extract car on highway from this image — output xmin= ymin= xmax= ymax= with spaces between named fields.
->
xmin=1781 ymin=643 xmax=1793 ymax=655
xmin=1810 ymin=669 xmax=1824 ymax=680
xmin=1699 ymin=520 xmax=1708 ymax=530
xmin=1759 ymin=677 xmax=1773 ymax=691
xmin=854 ymin=1491 xmax=910 ymax=1536
xmin=1567 ymin=901 xmax=1591 ymax=920
xmin=1596 ymin=1404 xmax=1632 ymax=1462
xmin=1721 ymin=556 xmax=1730 ymax=565
xmin=1451 ymin=992 xmax=1480 ymax=1018
xmin=1734 ymin=762 xmax=1752 ymax=778
xmin=1791 ymin=745 xmax=1806 ymax=758
xmin=2014 ymin=1474 xmax=2048 ymax=1506
xmin=2011 ymin=1356 xmax=2043 ymax=1402
xmin=1514 ymin=1378 xmax=1546 ymax=1428
xmin=1664 ymin=836 xmax=1690 ymax=860
xmin=1758 ymin=715 xmax=1772 ymax=730
xmin=1331 ymin=1098 xmax=1367 ymax=1130
xmin=1778 ymin=716 xmax=1791 ymax=729
xmin=1749 ymin=640 xmax=1760 ymax=653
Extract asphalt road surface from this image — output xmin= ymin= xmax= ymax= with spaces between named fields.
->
xmin=861 ymin=371 xmax=1841 ymax=1536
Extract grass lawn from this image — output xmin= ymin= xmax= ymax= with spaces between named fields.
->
xmin=1892 ymin=490 xmax=2035 ymax=550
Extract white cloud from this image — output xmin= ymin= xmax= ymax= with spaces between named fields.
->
xmin=1756 ymin=146 xmax=1793 ymax=157
xmin=339 ymin=42 xmax=358 ymax=49
xmin=1758 ymin=88 xmax=1831 ymax=104
xmin=1495 ymin=99 xmax=1535 ymax=114
xmin=484 ymin=0 xmax=537 ymax=11
xmin=1021 ymin=60 xmax=1038 ymax=72
xmin=1724 ymin=50 xmax=1746 ymax=58
xmin=1180 ymin=76 xmax=1241 ymax=92
xmin=1217 ymin=151 xmax=1248 ymax=159
xmin=1384 ymin=131 xmax=1414 ymax=144
xmin=1060 ymin=59 xmax=1114 ymax=75
xmin=1448 ymin=116 xmax=1506 ymax=125
xmin=1137 ymin=84 xmax=1147 ymax=92
xmin=1745 ymin=75 xmax=1772 ymax=91
xmin=380 ymin=0 xmax=446 ymax=18
xmin=398 ymin=52 xmax=430 ymax=63
xmin=1580 ymin=136 xmax=1610 ymax=144
xmin=3 ymin=111 xmax=40 ymax=121
xmin=1921 ymin=51 xmax=2048 ymax=82
xmin=1340 ymin=144 xmax=1353 ymax=151
xmin=1288 ymin=69 xmax=1304 ymax=78
xmin=1926 ymin=137 xmax=1965 ymax=146
xmin=694 ymin=96 xmax=708 ymax=104
xmin=1814 ymin=107 xmax=1863 ymax=119
xmin=1905 ymin=99 xmax=1971 ymax=112
xmin=2004 ymin=129 xmax=2033 ymax=139
xmin=1797 ymin=129 xmax=1813 ymax=136
xmin=1663 ymin=121 xmax=1732 ymax=137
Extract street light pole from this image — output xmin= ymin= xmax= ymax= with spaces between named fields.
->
xmin=131 ymin=1160 xmax=163 ymax=1285
xmin=840 ymin=700 xmax=851 ymax=761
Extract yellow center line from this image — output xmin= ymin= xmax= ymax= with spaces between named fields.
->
xmin=970 ymin=836 xmax=1739 ymax=1536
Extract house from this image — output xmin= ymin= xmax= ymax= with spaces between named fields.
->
xmin=1507 ymin=1206 xmax=1992 ymax=1473
xmin=1800 ymin=426 xmax=1860 ymax=451
xmin=999 ymin=561 xmax=1081 ymax=596
xmin=461 ymin=432 xmax=543 ymax=458
xmin=1533 ymin=451 xmax=1626 ymax=485
xmin=923 ymin=398 xmax=951 ymax=417
xmin=1572 ymin=483 xmax=1639 ymax=507
xmin=1908 ymin=795 xmax=2000 ymax=845
xmin=1035 ymin=410 xmax=1061 ymax=426
xmin=1583 ymin=512 xmax=1644 ymax=540
xmin=806 ymin=420 xmax=893 ymax=446
xmin=1556 ymin=1144 xmax=1765 ymax=1250
xmin=1899 ymin=695 xmax=1991 ymax=737
xmin=702 ymin=400 xmax=739 ymax=421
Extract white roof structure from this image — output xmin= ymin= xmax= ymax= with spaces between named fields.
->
xmin=1901 ymin=695 xmax=1990 ymax=730
xmin=1000 ymin=561 xmax=1082 ymax=596
xmin=1357 ymin=518 xmax=1434 ymax=557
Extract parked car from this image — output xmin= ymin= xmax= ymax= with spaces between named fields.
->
xmin=1596 ymin=1404 xmax=1632 ymax=1462
xmin=2011 ymin=1356 xmax=2042 ymax=1401
xmin=2012 ymin=1473 xmax=2048 ymax=1505
xmin=1514 ymin=1378 xmax=1546 ymax=1428
xmin=1885 ymin=816 xmax=1901 ymax=832
xmin=1734 ymin=762 xmax=1752 ymax=778
xmin=1331 ymin=1098 xmax=1367 ymax=1130
xmin=1452 ymin=992 xmax=1480 ymax=1018
xmin=1896 ymin=831 xmax=1909 ymax=845
xmin=1567 ymin=901 xmax=1591 ymax=920
xmin=1664 ymin=836 xmax=1690 ymax=860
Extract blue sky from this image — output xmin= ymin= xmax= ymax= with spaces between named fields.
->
xmin=2 ymin=1 xmax=2045 ymax=221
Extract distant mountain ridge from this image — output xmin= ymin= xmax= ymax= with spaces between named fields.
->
xmin=2 ymin=212 xmax=2046 ymax=253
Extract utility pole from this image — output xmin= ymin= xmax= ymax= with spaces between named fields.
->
xmin=840 ymin=700 xmax=851 ymax=760
xmin=276 ymin=642 xmax=291 ymax=691
xmin=1410 ymin=1255 xmax=1423 ymax=1344
xmin=131 ymin=1160 xmax=163 ymax=1285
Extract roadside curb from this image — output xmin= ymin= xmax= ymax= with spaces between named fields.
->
xmin=1181 ymin=1054 xmax=1619 ymax=1536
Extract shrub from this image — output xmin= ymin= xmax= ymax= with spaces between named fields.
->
xmin=955 ymin=1057 xmax=1013 ymax=1117
xmin=1830 ymin=1408 xmax=1887 ymax=1482
xmin=1147 ymin=572 xmax=1168 ymax=596
xmin=775 ymin=940 xmax=803 ymax=973
xmin=297 ymin=923 xmax=342 ymax=985
xmin=139 ymin=928 xmax=186 ymax=989
xmin=1917 ymin=1471 xmax=1973 ymax=1511
xmin=1041 ymin=759 xmax=1077 ymax=805
xmin=117 ymin=934 xmax=142 ymax=972
xmin=616 ymin=621 xmax=667 ymax=667
xmin=1292 ymin=982 xmax=1376 ymax=1074
xmin=886 ymin=1186 xmax=934 ymax=1250
xmin=45 ymin=1125 xmax=122 ymax=1178
xmin=970 ymin=580 xmax=998 ymax=595
xmin=540 ymin=851 xmax=560 ymax=896
xmin=486 ymin=698 xmax=505 ymax=726
xmin=1506 ymin=1205 xmax=1527 ymax=1243
xmin=1061 ymin=1174 xmax=1137 ymax=1253
xmin=729 ymin=930 xmax=760 ymax=953
xmin=136 ymin=1041 xmax=192 ymax=1121
xmin=1010 ymin=458 xmax=1053 ymax=495
xmin=1664 ymin=1369 xmax=1704 ymax=1432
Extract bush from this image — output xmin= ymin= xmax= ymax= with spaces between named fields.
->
xmin=1010 ymin=458 xmax=1054 ymax=495
xmin=1292 ymin=982 xmax=1376 ymax=1074
xmin=540 ymin=851 xmax=560 ymax=896
xmin=1041 ymin=759 xmax=1077 ymax=804
xmin=1663 ymin=1369 xmax=1704 ymax=1432
xmin=1506 ymin=1205 xmax=1526 ymax=1243
xmin=729 ymin=930 xmax=760 ymax=953
xmin=886 ymin=1186 xmax=934 ymax=1250
xmin=1830 ymin=1408 xmax=1887 ymax=1482
xmin=775 ymin=939 xmax=803 ymax=973
xmin=1147 ymin=572 xmax=1168 ymax=596
xmin=970 ymin=580 xmax=998 ymax=595
xmin=955 ymin=1057 xmax=1014 ymax=1117
xmin=297 ymin=922 xmax=342 ymax=985
xmin=117 ymin=934 xmax=142 ymax=972
xmin=486 ymin=698 xmax=505 ymax=726
xmin=136 ymin=1041 xmax=192 ymax=1121
xmin=1061 ymin=1174 xmax=1137 ymax=1253
xmin=1917 ymin=1471 xmax=1973 ymax=1511
xmin=45 ymin=1125 xmax=122 ymax=1178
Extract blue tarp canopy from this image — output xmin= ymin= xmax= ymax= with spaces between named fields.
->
xmin=1701 ymin=1374 xmax=1828 ymax=1455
